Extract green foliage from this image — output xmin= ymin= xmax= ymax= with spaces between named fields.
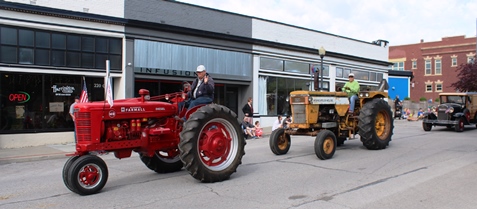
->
xmin=419 ymin=97 xmax=427 ymax=101
xmin=434 ymin=98 xmax=440 ymax=102
xmin=404 ymin=97 xmax=410 ymax=100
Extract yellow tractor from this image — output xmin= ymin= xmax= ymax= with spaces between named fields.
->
xmin=269 ymin=79 xmax=393 ymax=160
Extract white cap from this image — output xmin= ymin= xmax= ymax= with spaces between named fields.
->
xmin=349 ymin=73 xmax=355 ymax=77
xmin=196 ymin=65 xmax=206 ymax=72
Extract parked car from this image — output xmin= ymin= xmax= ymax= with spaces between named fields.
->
xmin=422 ymin=92 xmax=477 ymax=132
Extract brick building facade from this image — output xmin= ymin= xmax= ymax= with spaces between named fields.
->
xmin=389 ymin=36 xmax=476 ymax=102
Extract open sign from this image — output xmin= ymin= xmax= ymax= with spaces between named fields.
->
xmin=9 ymin=91 xmax=30 ymax=103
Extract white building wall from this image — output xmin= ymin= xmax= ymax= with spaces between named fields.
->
xmin=252 ymin=19 xmax=389 ymax=62
xmin=5 ymin=0 xmax=124 ymax=18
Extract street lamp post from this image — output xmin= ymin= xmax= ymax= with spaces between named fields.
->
xmin=318 ymin=46 xmax=326 ymax=91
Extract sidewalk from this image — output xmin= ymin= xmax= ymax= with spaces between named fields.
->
xmin=0 ymin=126 xmax=274 ymax=165
xmin=0 ymin=143 xmax=76 ymax=165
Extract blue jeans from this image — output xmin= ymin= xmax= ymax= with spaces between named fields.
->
xmin=188 ymin=96 xmax=213 ymax=111
xmin=349 ymin=95 xmax=358 ymax=112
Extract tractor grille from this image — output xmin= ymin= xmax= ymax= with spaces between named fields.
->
xmin=293 ymin=104 xmax=306 ymax=123
xmin=76 ymin=112 xmax=91 ymax=141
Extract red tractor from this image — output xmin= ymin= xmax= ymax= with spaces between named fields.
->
xmin=62 ymin=84 xmax=246 ymax=195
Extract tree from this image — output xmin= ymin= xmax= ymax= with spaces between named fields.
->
xmin=451 ymin=61 xmax=477 ymax=92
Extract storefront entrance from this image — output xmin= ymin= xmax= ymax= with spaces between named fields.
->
xmin=135 ymin=79 xmax=240 ymax=116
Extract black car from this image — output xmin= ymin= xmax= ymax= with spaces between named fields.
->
xmin=422 ymin=93 xmax=477 ymax=132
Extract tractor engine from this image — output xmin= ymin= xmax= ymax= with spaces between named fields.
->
xmin=318 ymin=105 xmax=338 ymax=122
xmin=104 ymin=119 xmax=143 ymax=141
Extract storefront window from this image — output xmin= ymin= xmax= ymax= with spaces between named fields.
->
xmin=264 ymin=76 xmax=310 ymax=116
xmin=0 ymin=72 xmax=106 ymax=133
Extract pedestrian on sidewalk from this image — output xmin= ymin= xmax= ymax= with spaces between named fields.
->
xmin=69 ymin=96 xmax=79 ymax=142
xmin=242 ymin=97 xmax=253 ymax=124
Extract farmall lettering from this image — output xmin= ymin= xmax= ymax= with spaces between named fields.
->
xmin=121 ymin=107 xmax=146 ymax=112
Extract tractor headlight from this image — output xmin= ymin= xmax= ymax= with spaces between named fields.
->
xmin=359 ymin=93 xmax=369 ymax=97
xmin=447 ymin=107 xmax=454 ymax=113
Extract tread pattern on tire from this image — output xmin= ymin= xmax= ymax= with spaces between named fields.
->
xmin=178 ymin=104 xmax=246 ymax=183
xmin=67 ymin=155 xmax=108 ymax=195
xmin=269 ymin=128 xmax=291 ymax=155
xmin=358 ymin=98 xmax=394 ymax=150
xmin=139 ymin=151 xmax=183 ymax=173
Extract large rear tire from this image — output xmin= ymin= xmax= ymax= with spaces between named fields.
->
xmin=66 ymin=155 xmax=108 ymax=195
xmin=269 ymin=128 xmax=291 ymax=155
xmin=314 ymin=130 xmax=337 ymax=160
xmin=179 ymin=104 xmax=246 ymax=183
xmin=358 ymin=98 xmax=393 ymax=150
xmin=139 ymin=148 xmax=183 ymax=173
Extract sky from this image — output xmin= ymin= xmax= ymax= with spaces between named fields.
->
xmin=178 ymin=0 xmax=477 ymax=46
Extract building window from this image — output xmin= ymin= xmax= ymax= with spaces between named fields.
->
xmin=436 ymin=83 xmax=443 ymax=92
xmin=284 ymin=60 xmax=309 ymax=74
xmin=310 ymin=64 xmax=329 ymax=76
xmin=425 ymin=60 xmax=431 ymax=75
xmin=336 ymin=67 xmax=343 ymax=78
xmin=0 ymin=72 xmax=106 ymax=134
xmin=435 ymin=59 xmax=441 ymax=75
xmin=265 ymin=76 xmax=313 ymax=116
xmin=0 ymin=25 xmax=122 ymax=70
xmin=260 ymin=57 xmax=283 ymax=71
xmin=392 ymin=62 xmax=404 ymax=71
xmin=426 ymin=84 xmax=432 ymax=92
xmin=411 ymin=60 xmax=417 ymax=69
xmin=467 ymin=56 xmax=474 ymax=63
xmin=451 ymin=56 xmax=457 ymax=66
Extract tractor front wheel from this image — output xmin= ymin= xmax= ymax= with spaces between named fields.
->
xmin=179 ymin=104 xmax=246 ymax=183
xmin=269 ymin=128 xmax=291 ymax=155
xmin=139 ymin=148 xmax=183 ymax=173
xmin=66 ymin=155 xmax=108 ymax=195
xmin=314 ymin=130 xmax=337 ymax=160
xmin=62 ymin=156 xmax=80 ymax=192
xmin=358 ymin=98 xmax=394 ymax=150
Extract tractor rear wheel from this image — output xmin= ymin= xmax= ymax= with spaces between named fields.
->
xmin=314 ymin=130 xmax=337 ymax=160
xmin=269 ymin=128 xmax=291 ymax=155
xmin=358 ymin=98 xmax=393 ymax=150
xmin=179 ymin=104 xmax=246 ymax=183
xmin=66 ymin=155 xmax=108 ymax=195
xmin=139 ymin=148 xmax=183 ymax=173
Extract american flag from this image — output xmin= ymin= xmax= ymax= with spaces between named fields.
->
xmin=79 ymin=78 xmax=89 ymax=103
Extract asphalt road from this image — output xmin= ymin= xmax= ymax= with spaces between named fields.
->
xmin=1 ymin=119 xmax=477 ymax=209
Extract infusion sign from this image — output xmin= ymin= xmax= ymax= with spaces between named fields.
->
xmin=9 ymin=91 xmax=30 ymax=103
